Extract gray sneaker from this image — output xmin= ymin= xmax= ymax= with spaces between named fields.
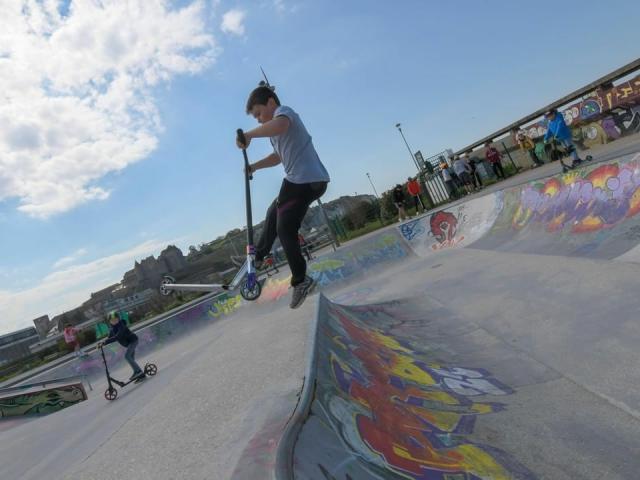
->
xmin=289 ymin=275 xmax=317 ymax=309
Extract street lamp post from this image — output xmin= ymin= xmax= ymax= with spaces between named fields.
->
xmin=395 ymin=123 xmax=434 ymax=210
xmin=395 ymin=123 xmax=421 ymax=172
xmin=366 ymin=172 xmax=380 ymax=198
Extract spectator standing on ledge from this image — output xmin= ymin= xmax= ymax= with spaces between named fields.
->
xmin=515 ymin=128 xmax=544 ymax=167
xmin=453 ymin=155 xmax=474 ymax=195
xmin=63 ymin=323 xmax=82 ymax=357
xmin=406 ymin=177 xmax=425 ymax=214
xmin=485 ymin=141 xmax=505 ymax=179
xmin=440 ymin=162 xmax=458 ymax=199
xmin=392 ymin=184 xmax=408 ymax=222
xmin=465 ymin=152 xmax=482 ymax=190
xmin=449 ymin=155 xmax=464 ymax=190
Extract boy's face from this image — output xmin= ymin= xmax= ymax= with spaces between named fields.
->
xmin=109 ymin=316 xmax=119 ymax=325
xmin=250 ymin=98 xmax=278 ymax=124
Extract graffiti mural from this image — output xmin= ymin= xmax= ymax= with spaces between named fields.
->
xmin=296 ymin=297 xmax=534 ymax=479
xmin=258 ymin=276 xmax=291 ymax=303
xmin=207 ymin=294 xmax=243 ymax=318
xmin=0 ymin=383 xmax=87 ymax=417
xmin=512 ymin=156 xmax=640 ymax=234
xmin=308 ymin=232 xmax=412 ymax=287
xmin=399 ymin=195 xmax=502 ymax=257
xmin=524 ymin=72 xmax=640 ymax=145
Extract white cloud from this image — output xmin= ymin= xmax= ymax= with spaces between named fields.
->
xmin=0 ymin=238 xmax=183 ymax=334
xmin=0 ymin=1 xmax=217 ymax=218
xmin=52 ymin=247 xmax=88 ymax=269
xmin=221 ymin=9 xmax=246 ymax=36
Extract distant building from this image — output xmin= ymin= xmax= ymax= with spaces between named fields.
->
xmin=32 ymin=314 xmax=53 ymax=339
xmin=0 ymin=327 xmax=40 ymax=366
xmin=51 ymin=307 xmax=88 ymax=333
xmin=122 ymin=245 xmax=186 ymax=291
xmin=101 ymin=288 xmax=157 ymax=317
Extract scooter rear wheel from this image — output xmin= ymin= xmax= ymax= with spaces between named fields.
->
xmin=104 ymin=387 xmax=118 ymax=401
xmin=145 ymin=363 xmax=158 ymax=376
xmin=159 ymin=276 xmax=176 ymax=296
xmin=240 ymin=280 xmax=261 ymax=301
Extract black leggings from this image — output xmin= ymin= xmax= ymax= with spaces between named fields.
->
xmin=256 ymin=179 xmax=327 ymax=286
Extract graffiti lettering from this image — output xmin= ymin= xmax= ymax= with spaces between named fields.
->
xmin=513 ymin=158 xmax=640 ymax=233
xmin=320 ymin=301 xmax=535 ymax=479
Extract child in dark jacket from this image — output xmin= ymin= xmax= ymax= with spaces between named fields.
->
xmin=98 ymin=312 xmax=144 ymax=381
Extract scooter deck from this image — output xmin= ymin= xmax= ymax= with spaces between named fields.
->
xmin=160 ymin=259 xmax=250 ymax=294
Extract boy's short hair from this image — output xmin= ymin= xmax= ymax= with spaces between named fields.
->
xmin=246 ymin=86 xmax=281 ymax=113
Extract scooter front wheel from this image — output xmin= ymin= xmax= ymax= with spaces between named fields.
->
xmin=145 ymin=363 xmax=158 ymax=376
xmin=104 ymin=387 xmax=118 ymax=401
xmin=240 ymin=280 xmax=262 ymax=301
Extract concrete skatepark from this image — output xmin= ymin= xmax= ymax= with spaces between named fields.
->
xmin=2 ymin=142 xmax=640 ymax=479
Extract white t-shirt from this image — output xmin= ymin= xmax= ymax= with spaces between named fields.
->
xmin=270 ymin=105 xmax=330 ymax=184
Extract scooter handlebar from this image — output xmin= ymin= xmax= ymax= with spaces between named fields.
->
xmin=236 ymin=128 xmax=247 ymax=147
xmin=236 ymin=129 xmax=252 ymax=180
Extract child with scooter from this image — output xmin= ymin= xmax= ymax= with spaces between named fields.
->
xmin=98 ymin=312 xmax=144 ymax=382
xmin=543 ymin=109 xmax=584 ymax=173
xmin=235 ymin=85 xmax=330 ymax=309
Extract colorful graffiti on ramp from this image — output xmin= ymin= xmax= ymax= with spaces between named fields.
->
xmin=470 ymin=153 xmax=640 ymax=258
xmin=0 ymin=381 xmax=87 ymax=417
xmin=292 ymin=295 xmax=535 ymax=479
xmin=399 ymin=194 xmax=502 ymax=255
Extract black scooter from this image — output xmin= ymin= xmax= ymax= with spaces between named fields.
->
xmin=547 ymin=137 xmax=593 ymax=173
xmin=99 ymin=344 xmax=157 ymax=401
xmin=158 ymin=128 xmax=262 ymax=301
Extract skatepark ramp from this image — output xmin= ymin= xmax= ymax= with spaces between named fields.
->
xmin=276 ymin=294 xmax=536 ymax=479
xmin=0 ymin=376 xmax=89 ymax=417
xmin=273 ymin=151 xmax=640 ymax=479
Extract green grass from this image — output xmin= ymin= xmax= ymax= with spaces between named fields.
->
xmin=342 ymin=218 xmax=395 ymax=241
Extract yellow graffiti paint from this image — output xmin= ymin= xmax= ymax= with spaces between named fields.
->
xmin=310 ymin=259 xmax=345 ymax=272
xmin=208 ymin=294 xmax=242 ymax=318
xmin=390 ymin=442 xmax=511 ymax=478
xmin=456 ymin=444 xmax=512 ymax=478
xmin=390 ymin=354 xmax=436 ymax=386
xmin=372 ymin=331 xmax=412 ymax=353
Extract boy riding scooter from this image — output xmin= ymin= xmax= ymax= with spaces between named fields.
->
xmin=97 ymin=312 xmax=144 ymax=381
xmin=543 ymin=109 xmax=584 ymax=173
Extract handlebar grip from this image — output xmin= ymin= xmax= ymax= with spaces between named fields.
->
xmin=236 ymin=129 xmax=247 ymax=148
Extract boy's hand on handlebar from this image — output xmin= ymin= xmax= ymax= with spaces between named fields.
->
xmin=236 ymin=132 xmax=251 ymax=149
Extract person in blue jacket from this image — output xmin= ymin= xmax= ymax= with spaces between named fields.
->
xmin=98 ymin=312 xmax=144 ymax=381
xmin=543 ymin=109 xmax=583 ymax=171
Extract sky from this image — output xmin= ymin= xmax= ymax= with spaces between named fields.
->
xmin=0 ymin=0 xmax=638 ymax=334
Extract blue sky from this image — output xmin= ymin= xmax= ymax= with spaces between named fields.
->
xmin=1 ymin=0 xmax=638 ymax=334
